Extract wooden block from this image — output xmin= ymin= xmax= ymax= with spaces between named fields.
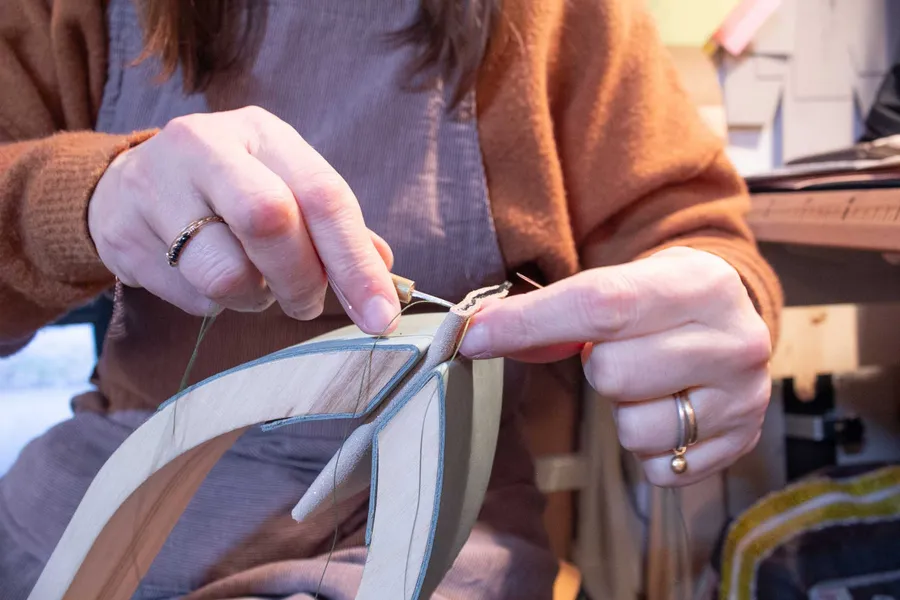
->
xmin=770 ymin=303 xmax=900 ymax=399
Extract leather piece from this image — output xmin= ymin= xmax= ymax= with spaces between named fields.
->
xmin=291 ymin=423 xmax=375 ymax=522
xmin=291 ymin=282 xmax=510 ymax=526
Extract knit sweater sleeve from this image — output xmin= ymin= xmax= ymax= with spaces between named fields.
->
xmin=553 ymin=0 xmax=783 ymax=343
xmin=0 ymin=0 xmax=153 ymax=343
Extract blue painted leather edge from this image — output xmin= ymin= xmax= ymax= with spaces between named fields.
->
xmin=155 ymin=339 xmax=423 ymax=427
xmin=365 ymin=368 xmax=440 ymax=545
xmin=364 ymin=365 xmax=448 ymax=600
xmin=261 ymin=347 xmax=421 ymax=431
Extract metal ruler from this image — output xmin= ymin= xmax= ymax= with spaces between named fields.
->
xmin=748 ymin=188 xmax=900 ymax=252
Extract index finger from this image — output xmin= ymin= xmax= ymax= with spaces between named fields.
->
xmin=251 ymin=113 xmax=400 ymax=334
xmin=459 ymin=258 xmax=707 ymax=358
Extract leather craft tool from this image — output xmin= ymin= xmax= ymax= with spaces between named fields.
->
xmin=391 ymin=273 xmax=454 ymax=309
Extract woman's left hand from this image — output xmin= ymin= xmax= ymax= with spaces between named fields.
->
xmin=458 ymin=246 xmax=773 ymax=486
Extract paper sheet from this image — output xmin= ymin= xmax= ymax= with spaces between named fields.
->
xmin=855 ymin=76 xmax=885 ymax=118
xmin=751 ymin=0 xmax=796 ymax=55
xmin=754 ymin=55 xmax=788 ymax=79
xmin=792 ymin=0 xmax=852 ymax=100
xmin=836 ymin=0 xmax=900 ymax=76
xmin=782 ymin=70 xmax=855 ymax=162
xmin=645 ymin=0 xmax=740 ymax=47
xmin=723 ymin=55 xmax=783 ymax=127
xmin=720 ymin=0 xmax=900 ymax=170
xmin=714 ymin=0 xmax=782 ymax=56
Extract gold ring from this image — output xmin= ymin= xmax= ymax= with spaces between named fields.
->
xmin=166 ymin=215 xmax=225 ymax=267
xmin=671 ymin=390 xmax=698 ymax=474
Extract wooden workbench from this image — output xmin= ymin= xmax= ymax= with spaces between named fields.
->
xmin=748 ymin=188 xmax=900 ymax=398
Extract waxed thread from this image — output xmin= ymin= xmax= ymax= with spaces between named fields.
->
xmin=144 ymin=286 xmax=567 ymax=598
xmin=665 ymin=487 xmax=690 ymax=600
xmin=139 ymin=298 xmax=449 ymax=599
xmin=177 ymin=311 xmax=219 ymax=394
xmin=313 ymin=298 xmax=451 ymax=600
xmin=144 ymin=302 xmax=394 ymax=600
xmin=123 ymin=307 xmax=219 ymax=596
xmin=312 ymin=321 xmax=379 ymax=600
xmin=173 ymin=310 xmax=219 ymax=440
xmin=402 ymin=315 xmax=473 ymax=598
xmin=517 ymin=271 xmax=690 ymax=597
xmin=403 ymin=383 xmax=442 ymax=599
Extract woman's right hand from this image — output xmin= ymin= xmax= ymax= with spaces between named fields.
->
xmin=88 ymin=106 xmax=400 ymax=334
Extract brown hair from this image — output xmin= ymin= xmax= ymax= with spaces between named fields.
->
xmin=138 ymin=0 xmax=499 ymax=108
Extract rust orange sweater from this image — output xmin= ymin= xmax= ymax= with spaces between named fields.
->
xmin=0 ymin=0 xmax=782 ymax=345
xmin=0 ymin=0 xmax=785 ymax=562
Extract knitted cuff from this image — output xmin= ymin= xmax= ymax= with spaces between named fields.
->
xmin=22 ymin=129 xmax=158 ymax=284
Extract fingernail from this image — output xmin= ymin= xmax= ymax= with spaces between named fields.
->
xmin=363 ymin=294 xmax=397 ymax=333
xmin=459 ymin=323 xmax=492 ymax=358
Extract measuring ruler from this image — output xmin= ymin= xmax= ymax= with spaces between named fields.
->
xmin=748 ymin=188 xmax=900 ymax=252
